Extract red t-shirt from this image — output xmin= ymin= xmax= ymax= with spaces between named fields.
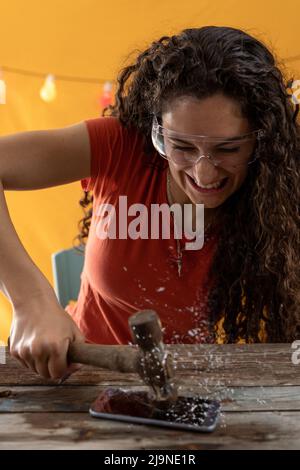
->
xmin=66 ymin=116 xmax=219 ymax=345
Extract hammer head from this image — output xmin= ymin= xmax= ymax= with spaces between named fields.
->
xmin=128 ymin=310 xmax=177 ymax=402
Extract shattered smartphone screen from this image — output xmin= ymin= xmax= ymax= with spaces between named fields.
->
xmin=89 ymin=388 xmax=220 ymax=432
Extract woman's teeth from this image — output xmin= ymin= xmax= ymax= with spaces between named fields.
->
xmin=192 ymin=178 xmax=224 ymax=189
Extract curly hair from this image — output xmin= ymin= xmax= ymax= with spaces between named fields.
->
xmin=75 ymin=26 xmax=300 ymax=342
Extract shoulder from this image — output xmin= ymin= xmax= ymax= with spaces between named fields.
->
xmin=85 ymin=116 xmax=140 ymax=140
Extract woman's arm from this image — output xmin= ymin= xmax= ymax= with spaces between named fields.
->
xmin=0 ymin=122 xmax=91 ymax=190
xmin=0 ymin=122 xmax=91 ymax=378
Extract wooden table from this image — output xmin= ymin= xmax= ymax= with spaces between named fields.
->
xmin=0 ymin=344 xmax=299 ymax=450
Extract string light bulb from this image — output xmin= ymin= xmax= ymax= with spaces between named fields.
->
xmin=40 ymin=74 xmax=57 ymax=102
xmin=0 ymin=70 xmax=6 ymax=104
xmin=100 ymin=81 xmax=113 ymax=109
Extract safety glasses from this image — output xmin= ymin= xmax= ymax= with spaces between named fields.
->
xmin=151 ymin=116 xmax=265 ymax=170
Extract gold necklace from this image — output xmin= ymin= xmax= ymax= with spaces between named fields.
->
xmin=166 ymin=169 xmax=215 ymax=278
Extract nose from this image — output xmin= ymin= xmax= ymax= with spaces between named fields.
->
xmin=192 ymin=156 xmax=221 ymax=185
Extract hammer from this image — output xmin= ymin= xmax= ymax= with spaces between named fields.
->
xmin=68 ymin=309 xmax=177 ymax=401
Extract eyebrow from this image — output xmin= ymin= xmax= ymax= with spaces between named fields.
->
xmin=168 ymin=136 xmax=245 ymax=146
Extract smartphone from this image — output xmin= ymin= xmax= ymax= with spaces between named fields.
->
xmin=89 ymin=388 xmax=220 ymax=433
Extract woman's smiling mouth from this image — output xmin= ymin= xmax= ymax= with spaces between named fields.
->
xmin=186 ymin=173 xmax=229 ymax=193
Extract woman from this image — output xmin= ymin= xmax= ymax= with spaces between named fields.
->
xmin=1 ymin=26 xmax=299 ymax=380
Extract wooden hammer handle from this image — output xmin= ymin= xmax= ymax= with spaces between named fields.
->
xmin=68 ymin=342 xmax=139 ymax=373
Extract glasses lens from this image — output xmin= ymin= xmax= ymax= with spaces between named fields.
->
xmin=210 ymin=140 xmax=257 ymax=169
xmin=151 ymin=122 xmax=168 ymax=157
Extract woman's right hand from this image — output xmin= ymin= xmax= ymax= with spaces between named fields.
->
xmin=9 ymin=291 xmax=85 ymax=380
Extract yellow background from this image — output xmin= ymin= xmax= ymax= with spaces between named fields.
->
xmin=0 ymin=0 xmax=299 ymax=343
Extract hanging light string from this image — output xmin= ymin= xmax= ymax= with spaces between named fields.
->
xmin=0 ymin=65 xmax=111 ymax=84
xmin=0 ymin=65 xmax=114 ymax=105
xmin=0 ymin=52 xmax=299 ymax=85
xmin=0 ymin=54 xmax=299 ymax=106
xmin=285 ymin=55 xmax=300 ymax=64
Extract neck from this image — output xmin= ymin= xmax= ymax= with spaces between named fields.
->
xmin=167 ymin=168 xmax=216 ymax=232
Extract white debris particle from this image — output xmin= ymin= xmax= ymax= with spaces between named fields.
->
xmin=187 ymin=328 xmax=201 ymax=337
xmin=156 ymin=287 xmax=165 ymax=293
xmin=123 ymin=266 xmax=127 ymax=271
xmin=186 ymin=306 xmax=195 ymax=313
